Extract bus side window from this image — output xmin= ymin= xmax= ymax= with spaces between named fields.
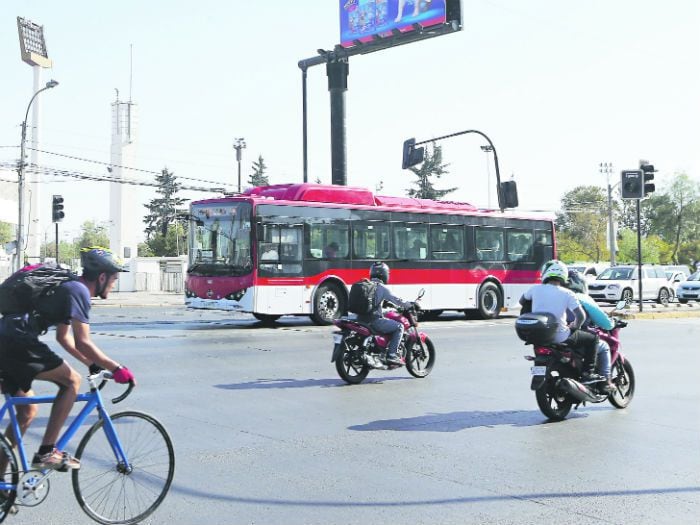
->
xmin=353 ymin=222 xmax=390 ymax=259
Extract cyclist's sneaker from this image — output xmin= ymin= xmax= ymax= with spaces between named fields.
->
xmin=31 ymin=449 xmax=80 ymax=471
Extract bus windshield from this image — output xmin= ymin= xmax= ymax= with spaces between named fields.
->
xmin=189 ymin=202 xmax=252 ymax=276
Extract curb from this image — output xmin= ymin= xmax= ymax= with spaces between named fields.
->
xmin=616 ymin=303 xmax=700 ymax=320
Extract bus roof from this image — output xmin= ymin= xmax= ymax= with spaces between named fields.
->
xmin=194 ymin=183 xmax=551 ymax=220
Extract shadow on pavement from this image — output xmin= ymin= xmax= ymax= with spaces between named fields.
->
xmin=214 ymin=376 xmax=410 ymax=390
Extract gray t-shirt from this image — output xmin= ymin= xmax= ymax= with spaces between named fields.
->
xmin=522 ymin=283 xmax=580 ymax=343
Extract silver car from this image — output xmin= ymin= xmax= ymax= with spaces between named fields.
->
xmin=676 ymin=271 xmax=700 ymax=303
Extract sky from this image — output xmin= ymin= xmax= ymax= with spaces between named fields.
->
xmin=1 ymin=0 xmax=698 ymax=242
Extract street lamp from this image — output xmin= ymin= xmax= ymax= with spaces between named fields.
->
xmin=599 ymin=162 xmax=616 ymax=267
xmin=16 ymin=79 xmax=59 ymax=271
xmin=480 ymin=145 xmax=494 ymax=208
xmin=233 ymin=137 xmax=246 ymax=193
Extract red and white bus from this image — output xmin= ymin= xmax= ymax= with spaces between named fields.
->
xmin=185 ymin=183 xmax=556 ymax=324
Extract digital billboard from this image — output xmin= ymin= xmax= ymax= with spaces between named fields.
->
xmin=340 ymin=0 xmax=448 ymax=48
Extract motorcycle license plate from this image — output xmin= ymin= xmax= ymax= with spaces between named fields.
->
xmin=333 ymin=333 xmax=343 ymax=344
xmin=530 ymin=366 xmax=546 ymax=376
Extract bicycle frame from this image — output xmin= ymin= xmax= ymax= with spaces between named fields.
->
xmin=0 ymin=379 xmax=129 ymax=476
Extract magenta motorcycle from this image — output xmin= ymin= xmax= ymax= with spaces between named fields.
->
xmin=518 ymin=301 xmax=636 ymax=421
xmin=331 ymin=290 xmax=436 ymax=384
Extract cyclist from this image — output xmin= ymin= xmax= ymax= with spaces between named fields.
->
xmin=361 ymin=262 xmax=415 ymax=366
xmin=0 ymin=247 xmax=135 ymax=472
xmin=519 ymin=260 xmax=602 ymax=383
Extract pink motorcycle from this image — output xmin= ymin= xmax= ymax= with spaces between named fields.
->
xmin=331 ymin=291 xmax=436 ymax=384
xmin=519 ymin=301 xmax=636 ymax=421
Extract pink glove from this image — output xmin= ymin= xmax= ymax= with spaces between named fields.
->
xmin=112 ymin=366 xmax=135 ymax=384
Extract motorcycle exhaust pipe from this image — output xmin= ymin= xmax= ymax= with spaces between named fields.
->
xmin=558 ymin=377 xmax=599 ymax=403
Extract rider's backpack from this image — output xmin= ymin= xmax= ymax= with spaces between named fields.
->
xmin=0 ymin=264 xmax=78 ymax=317
xmin=348 ymin=279 xmax=378 ymax=315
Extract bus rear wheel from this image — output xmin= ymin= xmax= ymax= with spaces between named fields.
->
xmin=477 ymin=282 xmax=502 ymax=319
xmin=311 ymin=283 xmax=346 ymax=325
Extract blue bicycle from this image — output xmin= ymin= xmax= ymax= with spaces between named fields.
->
xmin=0 ymin=370 xmax=174 ymax=524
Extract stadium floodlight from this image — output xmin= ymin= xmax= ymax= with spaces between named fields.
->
xmin=17 ymin=17 xmax=52 ymax=67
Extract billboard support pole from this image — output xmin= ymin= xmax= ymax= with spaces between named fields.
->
xmin=327 ymin=59 xmax=349 ymax=186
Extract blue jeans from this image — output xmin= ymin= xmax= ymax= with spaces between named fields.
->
xmin=370 ymin=317 xmax=404 ymax=356
xmin=597 ymin=339 xmax=611 ymax=378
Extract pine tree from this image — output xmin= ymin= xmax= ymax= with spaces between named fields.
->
xmin=248 ymin=155 xmax=269 ymax=187
xmin=143 ymin=168 xmax=189 ymax=241
xmin=406 ymin=145 xmax=457 ymax=200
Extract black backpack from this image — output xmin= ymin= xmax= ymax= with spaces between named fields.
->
xmin=348 ymin=279 xmax=377 ymax=315
xmin=0 ymin=264 xmax=78 ymax=317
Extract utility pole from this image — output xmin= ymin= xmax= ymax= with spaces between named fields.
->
xmin=234 ymin=138 xmax=246 ymax=193
xmin=599 ymin=162 xmax=616 ymax=266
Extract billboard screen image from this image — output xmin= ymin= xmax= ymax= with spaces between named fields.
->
xmin=340 ymin=0 xmax=447 ymax=48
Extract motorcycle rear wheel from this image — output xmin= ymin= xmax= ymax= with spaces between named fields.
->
xmin=608 ymin=358 xmax=635 ymax=408
xmin=535 ymin=382 xmax=573 ymax=421
xmin=405 ymin=336 xmax=436 ymax=378
xmin=335 ymin=339 xmax=370 ymax=385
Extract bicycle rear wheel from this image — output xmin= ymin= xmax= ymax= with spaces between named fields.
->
xmin=0 ymin=434 xmax=19 ymax=524
xmin=72 ymin=411 xmax=175 ymax=525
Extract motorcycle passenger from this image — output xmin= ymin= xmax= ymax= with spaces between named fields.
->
xmin=565 ymin=270 xmax=614 ymax=392
xmin=363 ymin=262 xmax=414 ymax=366
xmin=519 ymin=260 xmax=602 ymax=383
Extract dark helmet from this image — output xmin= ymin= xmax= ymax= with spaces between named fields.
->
xmin=566 ymin=269 xmax=587 ymax=294
xmin=369 ymin=262 xmax=389 ymax=284
xmin=80 ymin=246 xmax=129 ymax=274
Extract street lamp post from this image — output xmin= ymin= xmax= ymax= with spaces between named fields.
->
xmin=599 ymin=162 xmax=616 ymax=267
xmin=16 ymin=79 xmax=59 ymax=271
xmin=233 ymin=137 xmax=246 ymax=193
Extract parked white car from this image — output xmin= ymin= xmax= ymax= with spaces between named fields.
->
xmin=587 ymin=265 xmax=673 ymax=304
xmin=676 ymin=271 xmax=700 ymax=303
xmin=568 ymin=263 xmax=607 ymax=283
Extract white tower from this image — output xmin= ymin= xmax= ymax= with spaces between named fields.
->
xmin=109 ymin=95 xmax=138 ymax=291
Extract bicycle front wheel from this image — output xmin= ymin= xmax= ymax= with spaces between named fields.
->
xmin=72 ymin=411 xmax=175 ymax=525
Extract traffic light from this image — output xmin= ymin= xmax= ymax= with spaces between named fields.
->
xmin=499 ymin=180 xmax=519 ymax=209
xmin=401 ymin=138 xmax=425 ymax=169
xmin=620 ymin=170 xmax=643 ymax=199
xmin=640 ymin=163 xmax=656 ymax=197
xmin=52 ymin=194 xmax=65 ymax=222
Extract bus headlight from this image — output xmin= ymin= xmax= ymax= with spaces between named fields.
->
xmin=226 ymin=289 xmax=247 ymax=301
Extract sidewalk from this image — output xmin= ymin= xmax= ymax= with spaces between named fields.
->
xmin=92 ymin=291 xmax=185 ymax=308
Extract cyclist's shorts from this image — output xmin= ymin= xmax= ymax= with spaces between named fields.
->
xmin=0 ymin=335 xmax=63 ymax=394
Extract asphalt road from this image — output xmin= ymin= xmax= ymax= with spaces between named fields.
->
xmin=8 ymin=309 xmax=700 ymax=525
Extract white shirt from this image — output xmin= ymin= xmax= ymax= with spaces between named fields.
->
xmin=522 ymin=283 xmax=581 ymax=343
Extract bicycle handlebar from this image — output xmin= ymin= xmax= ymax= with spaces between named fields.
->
xmin=87 ymin=370 xmax=135 ymax=404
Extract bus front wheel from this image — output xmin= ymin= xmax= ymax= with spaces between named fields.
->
xmin=311 ymin=283 xmax=346 ymax=325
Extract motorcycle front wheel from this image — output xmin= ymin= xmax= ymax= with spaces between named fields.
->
xmin=335 ymin=338 xmax=370 ymax=385
xmin=405 ymin=336 xmax=436 ymax=378
xmin=608 ymin=358 xmax=635 ymax=408
xmin=535 ymin=378 xmax=573 ymax=421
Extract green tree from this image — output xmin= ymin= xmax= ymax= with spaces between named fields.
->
xmin=143 ymin=168 xmax=189 ymax=240
xmin=405 ymin=145 xmax=457 ymax=200
xmin=0 ymin=221 xmax=13 ymax=245
xmin=248 ymin=155 xmax=269 ymax=187
xmin=555 ymin=186 xmax=609 ymax=262
xmin=76 ymin=220 xmax=110 ymax=249
xmin=145 ymin=222 xmax=187 ymax=257
xmin=615 ymin=230 xmax=673 ymax=265
xmin=644 ymin=173 xmax=700 ymax=263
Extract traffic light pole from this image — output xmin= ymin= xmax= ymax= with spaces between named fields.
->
xmin=636 ymin=199 xmax=643 ymax=313
xmin=55 ymin=222 xmax=59 ymax=265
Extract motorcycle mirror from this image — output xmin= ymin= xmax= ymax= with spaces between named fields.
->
xmin=417 ymin=288 xmax=426 ymax=301
xmin=614 ymin=300 xmax=627 ymax=311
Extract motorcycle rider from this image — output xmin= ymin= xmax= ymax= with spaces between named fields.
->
xmin=361 ymin=262 xmax=415 ymax=365
xmin=519 ymin=260 xmax=602 ymax=383
xmin=565 ymin=270 xmax=615 ymax=392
